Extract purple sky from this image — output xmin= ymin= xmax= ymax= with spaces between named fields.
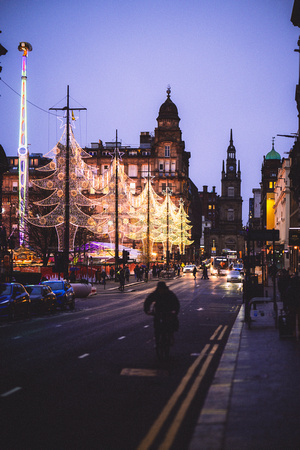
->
xmin=1 ymin=0 xmax=299 ymax=224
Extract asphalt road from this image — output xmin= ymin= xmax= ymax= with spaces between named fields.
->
xmin=0 ymin=274 xmax=243 ymax=450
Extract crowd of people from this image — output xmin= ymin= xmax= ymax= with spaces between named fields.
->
xmin=93 ymin=262 xmax=201 ymax=288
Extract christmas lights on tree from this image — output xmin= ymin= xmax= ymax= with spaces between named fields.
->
xmin=28 ymin=126 xmax=100 ymax=251
xmin=28 ymin=125 xmax=193 ymax=259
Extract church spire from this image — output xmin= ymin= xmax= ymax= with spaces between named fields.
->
xmin=227 ymin=129 xmax=236 ymax=160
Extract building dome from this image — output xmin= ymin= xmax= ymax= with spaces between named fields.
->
xmin=266 ymin=141 xmax=281 ymax=160
xmin=157 ymin=87 xmax=180 ymax=121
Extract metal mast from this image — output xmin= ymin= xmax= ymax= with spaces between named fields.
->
xmin=115 ymin=130 xmax=119 ymax=276
xmin=17 ymin=42 xmax=32 ymax=246
xmin=49 ymin=86 xmax=86 ymax=279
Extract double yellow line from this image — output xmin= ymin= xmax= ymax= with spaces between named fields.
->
xmin=137 ymin=325 xmax=227 ymax=450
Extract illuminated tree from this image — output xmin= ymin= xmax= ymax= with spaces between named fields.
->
xmin=28 ymin=126 xmax=99 ymax=251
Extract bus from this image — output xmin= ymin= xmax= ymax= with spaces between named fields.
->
xmin=210 ymin=256 xmax=229 ymax=276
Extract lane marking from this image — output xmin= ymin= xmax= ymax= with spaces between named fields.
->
xmin=78 ymin=353 xmax=90 ymax=359
xmin=118 ymin=336 xmax=126 ymax=340
xmin=121 ymin=368 xmax=168 ymax=377
xmin=210 ymin=325 xmax=222 ymax=340
xmin=159 ymin=344 xmax=219 ymax=450
xmin=137 ymin=343 xmax=211 ymax=450
xmin=1 ymin=387 xmax=22 ymax=398
xmin=12 ymin=336 xmax=22 ymax=340
xmin=218 ymin=325 xmax=228 ymax=340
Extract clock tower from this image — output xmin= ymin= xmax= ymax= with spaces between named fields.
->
xmin=209 ymin=130 xmax=243 ymax=256
xmin=220 ymin=129 xmax=242 ymax=234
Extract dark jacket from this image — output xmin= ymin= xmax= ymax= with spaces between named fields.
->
xmin=144 ymin=285 xmax=180 ymax=315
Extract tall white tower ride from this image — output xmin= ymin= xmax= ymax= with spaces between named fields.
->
xmin=17 ymin=42 xmax=32 ymax=246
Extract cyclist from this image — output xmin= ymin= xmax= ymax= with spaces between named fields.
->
xmin=144 ymin=281 xmax=180 ymax=346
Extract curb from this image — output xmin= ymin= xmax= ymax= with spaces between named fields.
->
xmin=189 ymin=305 xmax=244 ymax=450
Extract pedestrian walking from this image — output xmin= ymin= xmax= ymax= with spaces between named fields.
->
xmin=118 ymin=267 xmax=125 ymax=291
xmin=101 ymin=269 xmax=107 ymax=289
xmin=193 ymin=266 xmax=197 ymax=280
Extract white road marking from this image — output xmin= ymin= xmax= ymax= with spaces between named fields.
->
xmin=1 ymin=387 xmax=22 ymax=398
xmin=121 ymin=368 xmax=168 ymax=377
xmin=78 ymin=353 xmax=90 ymax=359
xmin=12 ymin=336 xmax=22 ymax=340
xmin=118 ymin=336 xmax=126 ymax=340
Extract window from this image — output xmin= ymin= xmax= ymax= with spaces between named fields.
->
xmin=130 ymin=182 xmax=135 ymax=194
xmin=13 ymin=182 xmax=18 ymax=192
xmin=159 ymin=162 xmax=164 ymax=172
xmin=128 ymin=165 xmax=138 ymax=177
xmin=165 ymin=161 xmax=170 ymax=174
xmin=269 ymin=181 xmax=276 ymax=189
xmin=227 ymin=209 xmax=234 ymax=221
xmin=164 ymin=145 xmax=170 ymax=157
xmin=141 ymin=164 xmax=150 ymax=177
xmin=228 ymin=187 xmax=234 ymax=197
xmin=171 ymin=161 xmax=176 ymax=175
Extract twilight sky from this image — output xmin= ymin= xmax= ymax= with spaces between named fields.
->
xmin=1 ymin=0 xmax=299 ymax=225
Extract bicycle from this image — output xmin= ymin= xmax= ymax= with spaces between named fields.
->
xmin=154 ymin=312 xmax=175 ymax=361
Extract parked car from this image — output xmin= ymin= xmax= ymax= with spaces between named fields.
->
xmin=40 ymin=280 xmax=75 ymax=310
xmin=183 ymin=265 xmax=197 ymax=273
xmin=227 ymin=270 xmax=244 ymax=283
xmin=25 ymin=284 xmax=56 ymax=313
xmin=0 ymin=282 xmax=31 ymax=320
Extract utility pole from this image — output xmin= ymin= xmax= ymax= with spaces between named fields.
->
xmin=49 ymin=86 xmax=86 ymax=279
xmin=115 ymin=130 xmax=119 ymax=278
xmin=146 ymin=153 xmax=150 ymax=270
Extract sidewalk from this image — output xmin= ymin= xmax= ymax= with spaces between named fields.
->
xmin=189 ymin=290 xmax=300 ymax=449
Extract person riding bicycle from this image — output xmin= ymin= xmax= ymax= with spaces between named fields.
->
xmin=144 ymin=281 xmax=180 ymax=346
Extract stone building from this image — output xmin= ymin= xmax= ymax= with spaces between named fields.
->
xmin=205 ymin=130 xmax=244 ymax=258
xmin=2 ymin=89 xmax=200 ymax=262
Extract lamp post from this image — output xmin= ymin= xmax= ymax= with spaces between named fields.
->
xmin=114 ymin=130 xmax=119 ymax=279
xmin=146 ymin=152 xmax=151 ymax=270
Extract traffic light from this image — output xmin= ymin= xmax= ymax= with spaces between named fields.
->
xmin=3 ymin=254 xmax=10 ymax=270
xmin=8 ymin=236 xmax=15 ymax=250
xmin=54 ymin=252 xmax=64 ymax=273
xmin=122 ymin=249 xmax=129 ymax=264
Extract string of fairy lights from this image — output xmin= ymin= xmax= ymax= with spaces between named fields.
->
xmin=28 ymin=125 xmax=193 ymax=258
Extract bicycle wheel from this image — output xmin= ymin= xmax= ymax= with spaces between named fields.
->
xmin=156 ymin=331 xmax=170 ymax=361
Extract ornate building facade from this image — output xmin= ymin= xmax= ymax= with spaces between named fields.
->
xmin=2 ymin=89 xmax=200 ymax=263
xmin=205 ymin=130 xmax=244 ymax=257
